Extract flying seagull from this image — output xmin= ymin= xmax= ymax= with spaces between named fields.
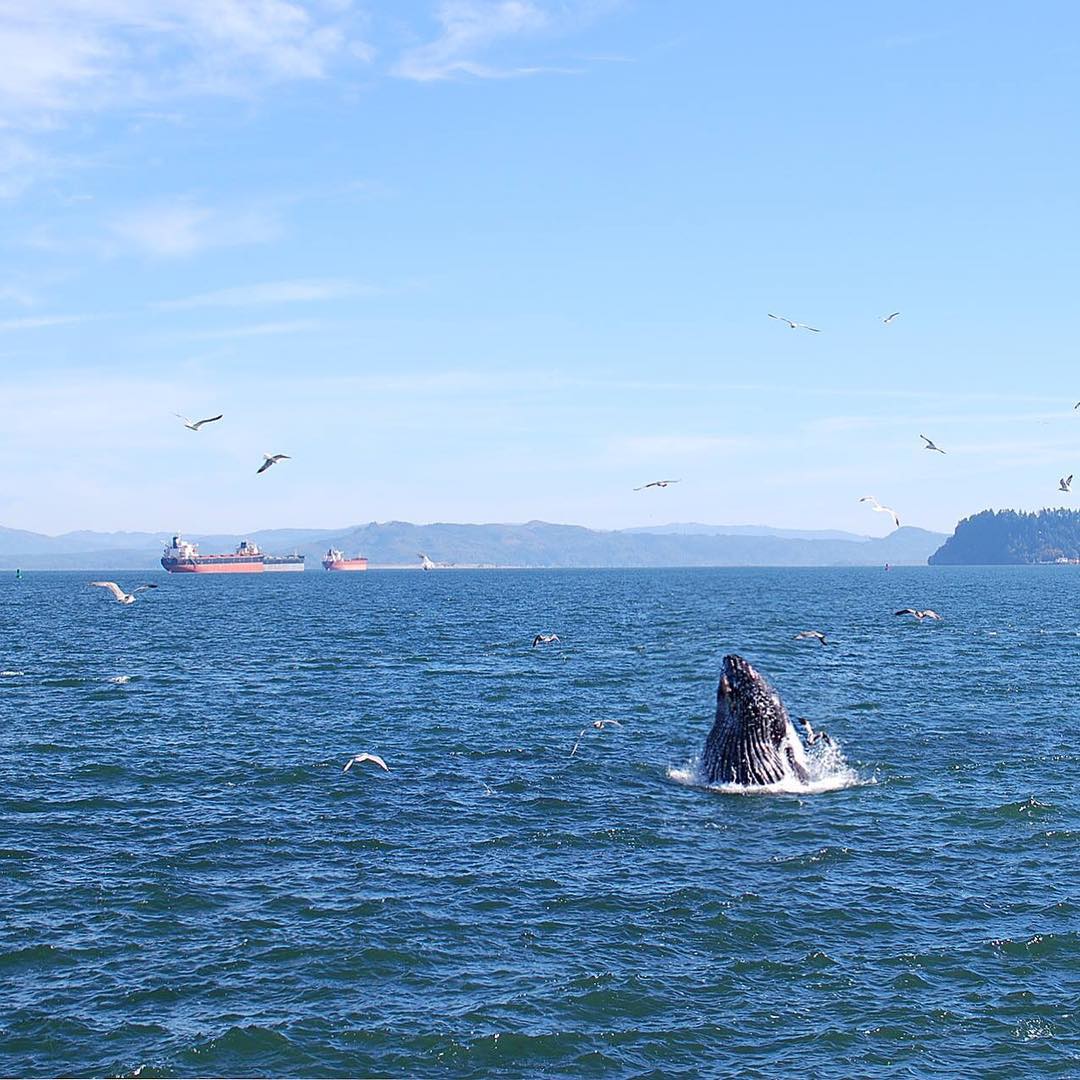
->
xmin=533 ymin=633 xmax=560 ymax=647
xmin=797 ymin=717 xmax=834 ymax=746
xmin=257 ymin=453 xmax=291 ymax=475
xmin=1074 ymin=401 xmax=1080 ymax=410
xmin=634 ymin=479 xmax=680 ymax=491
xmin=343 ymin=752 xmax=389 ymax=773
xmin=768 ymin=313 xmax=820 ymax=332
xmin=894 ymin=608 xmax=942 ymax=621
xmin=571 ymin=718 xmax=622 ymax=757
xmin=174 ymin=412 xmax=223 ymax=431
xmin=883 ymin=312 xmax=901 ymax=325
xmin=794 ymin=630 xmax=829 ymax=646
xmin=89 ymin=581 xmax=158 ymax=605
xmin=859 ymin=495 xmax=901 ymax=529
xmin=920 ymin=434 xmax=946 ymax=454
xmin=1060 ymin=475 xmax=1073 ymax=493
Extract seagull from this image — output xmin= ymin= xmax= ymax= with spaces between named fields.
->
xmin=768 ymin=313 xmax=821 ymax=332
xmin=571 ymin=718 xmax=622 ymax=756
xmin=257 ymin=453 xmax=291 ymax=475
xmin=634 ymin=479 xmax=680 ymax=491
xmin=859 ymin=495 xmax=901 ymax=529
xmin=89 ymin=581 xmax=159 ymax=605
xmin=797 ymin=717 xmax=834 ymax=746
xmin=1060 ymin=475 xmax=1073 ymax=493
xmin=883 ymin=312 xmax=901 ymax=325
xmin=533 ymin=633 xmax=560 ymax=647
xmin=174 ymin=412 xmax=223 ymax=432
xmin=794 ymin=630 xmax=828 ymax=646
xmin=343 ymin=752 xmax=389 ymax=773
xmin=894 ymin=608 xmax=942 ymax=621
xmin=920 ymin=434 xmax=946 ymax=454
xmin=1074 ymin=401 xmax=1080 ymax=410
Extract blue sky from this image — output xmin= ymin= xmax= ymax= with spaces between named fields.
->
xmin=2 ymin=1 xmax=1079 ymax=536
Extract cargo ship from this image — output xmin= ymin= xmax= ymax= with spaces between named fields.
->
xmin=161 ymin=535 xmax=304 ymax=573
xmin=322 ymin=548 xmax=368 ymax=571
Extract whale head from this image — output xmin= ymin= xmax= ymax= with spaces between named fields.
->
xmin=702 ymin=655 xmax=810 ymax=786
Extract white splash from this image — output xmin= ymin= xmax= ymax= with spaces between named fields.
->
xmin=107 ymin=675 xmax=131 ymax=684
xmin=668 ymin=739 xmax=865 ymax=796
xmin=0 ymin=670 xmax=25 ymax=677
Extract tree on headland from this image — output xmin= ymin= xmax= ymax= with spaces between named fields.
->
xmin=929 ymin=509 xmax=1080 ymax=565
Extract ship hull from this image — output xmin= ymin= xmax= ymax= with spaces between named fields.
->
xmin=322 ymin=560 xmax=368 ymax=571
xmin=161 ymin=558 xmax=265 ymax=573
xmin=264 ymin=560 xmax=305 ymax=572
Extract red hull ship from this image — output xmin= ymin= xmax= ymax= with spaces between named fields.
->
xmin=322 ymin=548 xmax=368 ymax=571
xmin=161 ymin=535 xmax=304 ymax=573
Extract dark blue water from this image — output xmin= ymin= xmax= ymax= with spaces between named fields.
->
xmin=1 ymin=567 xmax=1078 ymax=1077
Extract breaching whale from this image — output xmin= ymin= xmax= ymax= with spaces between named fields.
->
xmin=702 ymin=655 xmax=811 ymax=786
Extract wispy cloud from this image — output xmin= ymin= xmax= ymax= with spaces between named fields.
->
xmin=159 ymin=278 xmax=377 ymax=309
xmin=0 ymin=314 xmax=84 ymax=331
xmin=185 ymin=319 xmax=322 ymax=339
xmin=0 ymin=1 xmax=373 ymax=195
xmin=0 ymin=1 xmax=371 ymax=122
xmin=110 ymin=198 xmax=278 ymax=257
xmin=611 ymin=433 xmax=752 ymax=461
xmin=0 ymin=283 xmax=38 ymax=307
xmin=394 ymin=1 xmax=592 ymax=81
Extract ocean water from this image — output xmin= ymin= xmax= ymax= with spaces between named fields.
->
xmin=1 ymin=566 xmax=1077 ymax=1078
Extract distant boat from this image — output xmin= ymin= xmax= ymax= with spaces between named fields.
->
xmin=322 ymin=549 xmax=369 ymax=572
xmin=884 ymin=563 xmax=891 ymax=571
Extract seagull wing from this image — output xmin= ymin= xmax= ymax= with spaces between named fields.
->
xmin=890 ymin=510 xmax=901 ymax=528
xmin=885 ymin=312 xmax=900 ymax=323
xmin=132 ymin=583 xmax=159 ymax=594
xmin=894 ymin=609 xmax=918 ymax=616
xmin=801 ymin=324 xmax=822 ymax=332
xmin=920 ymin=435 xmax=932 ymax=447
xmin=191 ymin=414 xmax=223 ymax=429
xmin=346 ymin=752 xmax=389 ymax=771
xmin=257 ymin=457 xmax=274 ymax=474
xmin=90 ymin=581 xmax=126 ymax=602
xmin=922 ymin=610 xmax=942 ymax=620
xmin=767 ymin=313 xmax=785 ymax=322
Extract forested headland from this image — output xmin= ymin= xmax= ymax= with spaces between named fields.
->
xmin=929 ymin=509 xmax=1080 ymax=564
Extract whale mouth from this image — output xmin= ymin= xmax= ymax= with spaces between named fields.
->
xmin=719 ymin=654 xmax=763 ymax=699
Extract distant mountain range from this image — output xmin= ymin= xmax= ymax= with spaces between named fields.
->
xmin=0 ymin=521 xmax=948 ymax=570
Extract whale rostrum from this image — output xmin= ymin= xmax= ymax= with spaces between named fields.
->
xmin=702 ymin=655 xmax=811 ymax=786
